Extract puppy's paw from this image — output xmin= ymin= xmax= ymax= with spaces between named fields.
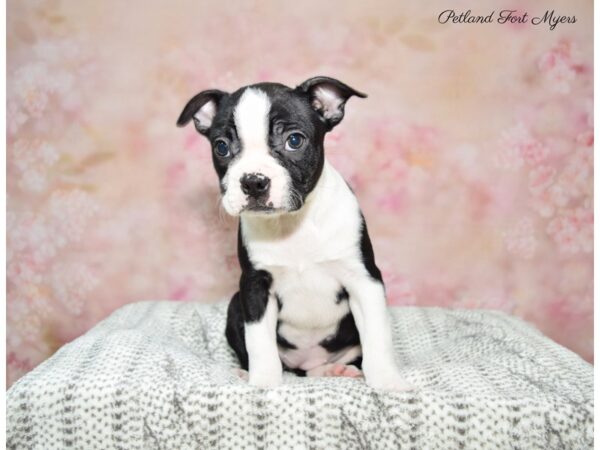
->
xmin=364 ymin=364 xmax=415 ymax=392
xmin=248 ymin=368 xmax=283 ymax=388
xmin=366 ymin=374 xmax=414 ymax=392
xmin=306 ymin=363 xmax=363 ymax=378
xmin=232 ymin=368 xmax=249 ymax=381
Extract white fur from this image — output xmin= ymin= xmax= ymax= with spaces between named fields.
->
xmin=312 ymin=86 xmax=344 ymax=121
xmin=280 ymin=344 xmax=362 ymax=372
xmin=244 ymin=294 xmax=283 ymax=387
xmin=345 ymin=276 xmax=412 ymax=391
xmin=221 ymin=88 xmax=291 ymax=215
xmin=242 ymin=161 xmax=410 ymax=390
xmin=193 ymin=100 xmax=217 ymax=131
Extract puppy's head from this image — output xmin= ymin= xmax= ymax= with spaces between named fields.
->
xmin=177 ymin=76 xmax=366 ymax=216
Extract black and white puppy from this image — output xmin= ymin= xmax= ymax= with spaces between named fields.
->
xmin=178 ymin=76 xmax=410 ymax=390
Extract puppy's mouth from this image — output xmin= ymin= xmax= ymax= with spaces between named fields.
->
xmin=240 ymin=196 xmax=304 ymax=215
xmin=243 ymin=205 xmax=278 ymax=214
xmin=221 ymin=190 xmax=305 ymax=217
xmin=241 ymin=197 xmax=278 ymax=214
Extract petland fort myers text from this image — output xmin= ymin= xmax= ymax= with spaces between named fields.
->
xmin=438 ymin=9 xmax=576 ymax=31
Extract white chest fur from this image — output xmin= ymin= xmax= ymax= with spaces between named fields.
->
xmin=241 ymin=162 xmax=364 ymax=357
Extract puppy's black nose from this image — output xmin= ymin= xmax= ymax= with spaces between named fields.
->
xmin=240 ymin=173 xmax=271 ymax=198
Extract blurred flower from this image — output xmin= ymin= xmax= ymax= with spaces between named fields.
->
xmin=51 ymin=263 xmax=99 ymax=315
xmin=547 ymin=207 xmax=593 ymax=254
xmin=503 ymin=218 xmax=537 ymax=259
xmin=7 ymin=101 xmax=28 ymax=135
xmin=10 ymin=140 xmax=58 ymax=193
xmin=538 ymin=40 xmax=580 ymax=94
xmin=495 ymin=123 xmax=548 ymax=170
xmin=528 ymin=165 xmax=556 ymax=195
xmin=383 ymin=271 xmax=417 ymax=306
xmin=47 ymin=190 xmax=101 ymax=242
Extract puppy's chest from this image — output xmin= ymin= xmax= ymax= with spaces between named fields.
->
xmin=272 ymin=263 xmax=349 ymax=330
xmin=247 ymin=225 xmax=357 ymax=330
xmin=243 ymin=212 xmax=362 ymax=346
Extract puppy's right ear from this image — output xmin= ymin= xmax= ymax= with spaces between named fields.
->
xmin=176 ymin=90 xmax=228 ymax=135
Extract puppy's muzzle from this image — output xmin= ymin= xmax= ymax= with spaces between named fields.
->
xmin=240 ymin=173 xmax=271 ymax=199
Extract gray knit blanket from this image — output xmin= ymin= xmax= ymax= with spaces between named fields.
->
xmin=7 ymin=301 xmax=593 ymax=449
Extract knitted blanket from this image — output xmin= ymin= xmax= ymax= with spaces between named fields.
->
xmin=7 ymin=301 xmax=593 ymax=449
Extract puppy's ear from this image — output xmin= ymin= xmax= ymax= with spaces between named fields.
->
xmin=296 ymin=76 xmax=366 ymax=130
xmin=177 ymin=89 xmax=228 ymax=135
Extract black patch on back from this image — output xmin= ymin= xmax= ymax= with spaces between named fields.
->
xmin=359 ymin=213 xmax=383 ymax=283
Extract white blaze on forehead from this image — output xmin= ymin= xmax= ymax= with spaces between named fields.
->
xmin=234 ymin=88 xmax=271 ymax=154
xmin=222 ymin=87 xmax=292 ymax=215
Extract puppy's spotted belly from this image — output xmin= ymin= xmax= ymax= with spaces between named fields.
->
xmin=274 ymin=291 xmax=362 ymax=372
xmin=278 ymin=339 xmax=362 ymax=372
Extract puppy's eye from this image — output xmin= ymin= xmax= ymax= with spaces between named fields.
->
xmin=214 ymin=140 xmax=230 ymax=157
xmin=285 ymin=133 xmax=305 ymax=151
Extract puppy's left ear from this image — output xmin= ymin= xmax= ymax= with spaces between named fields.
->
xmin=177 ymin=89 xmax=228 ymax=135
xmin=296 ymin=76 xmax=367 ymax=130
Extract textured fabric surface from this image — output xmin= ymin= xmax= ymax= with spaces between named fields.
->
xmin=7 ymin=301 xmax=593 ymax=449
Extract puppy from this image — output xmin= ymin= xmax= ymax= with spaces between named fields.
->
xmin=178 ymin=76 xmax=410 ymax=390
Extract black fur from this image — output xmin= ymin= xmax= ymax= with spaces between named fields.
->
xmin=225 ymin=292 xmax=248 ymax=369
xmin=359 ymin=214 xmax=383 ymax=283
xmin=266 ymin=84 xmax=326 ymax=209
xmin=225 ymin=225 xmax=273 ymax=370
xmin=319 ymin=313 xmax=361 ymax=353
xmin=276 ymin=325 xmax=297 ymax=350
xmin=335 ymin=286 xmax=350 ymax=304
xmin=176 ymin=89 xmax=228 ymax=134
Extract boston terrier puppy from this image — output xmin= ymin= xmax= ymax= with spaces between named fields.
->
xmin=177 ymin=77 xmax=410 ymax=390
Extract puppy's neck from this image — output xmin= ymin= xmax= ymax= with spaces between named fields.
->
xmin=241 ymin=160 xmax=348 ymax=240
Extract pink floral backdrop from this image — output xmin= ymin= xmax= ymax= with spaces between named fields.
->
xmin=7 ymin=0 xmax=593 ymax=386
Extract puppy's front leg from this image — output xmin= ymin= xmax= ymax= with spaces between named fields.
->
xmin=241 ymin=270 xmax=282 ymax=388
xmin=345 ymin=276 xmax=412 ymax=391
